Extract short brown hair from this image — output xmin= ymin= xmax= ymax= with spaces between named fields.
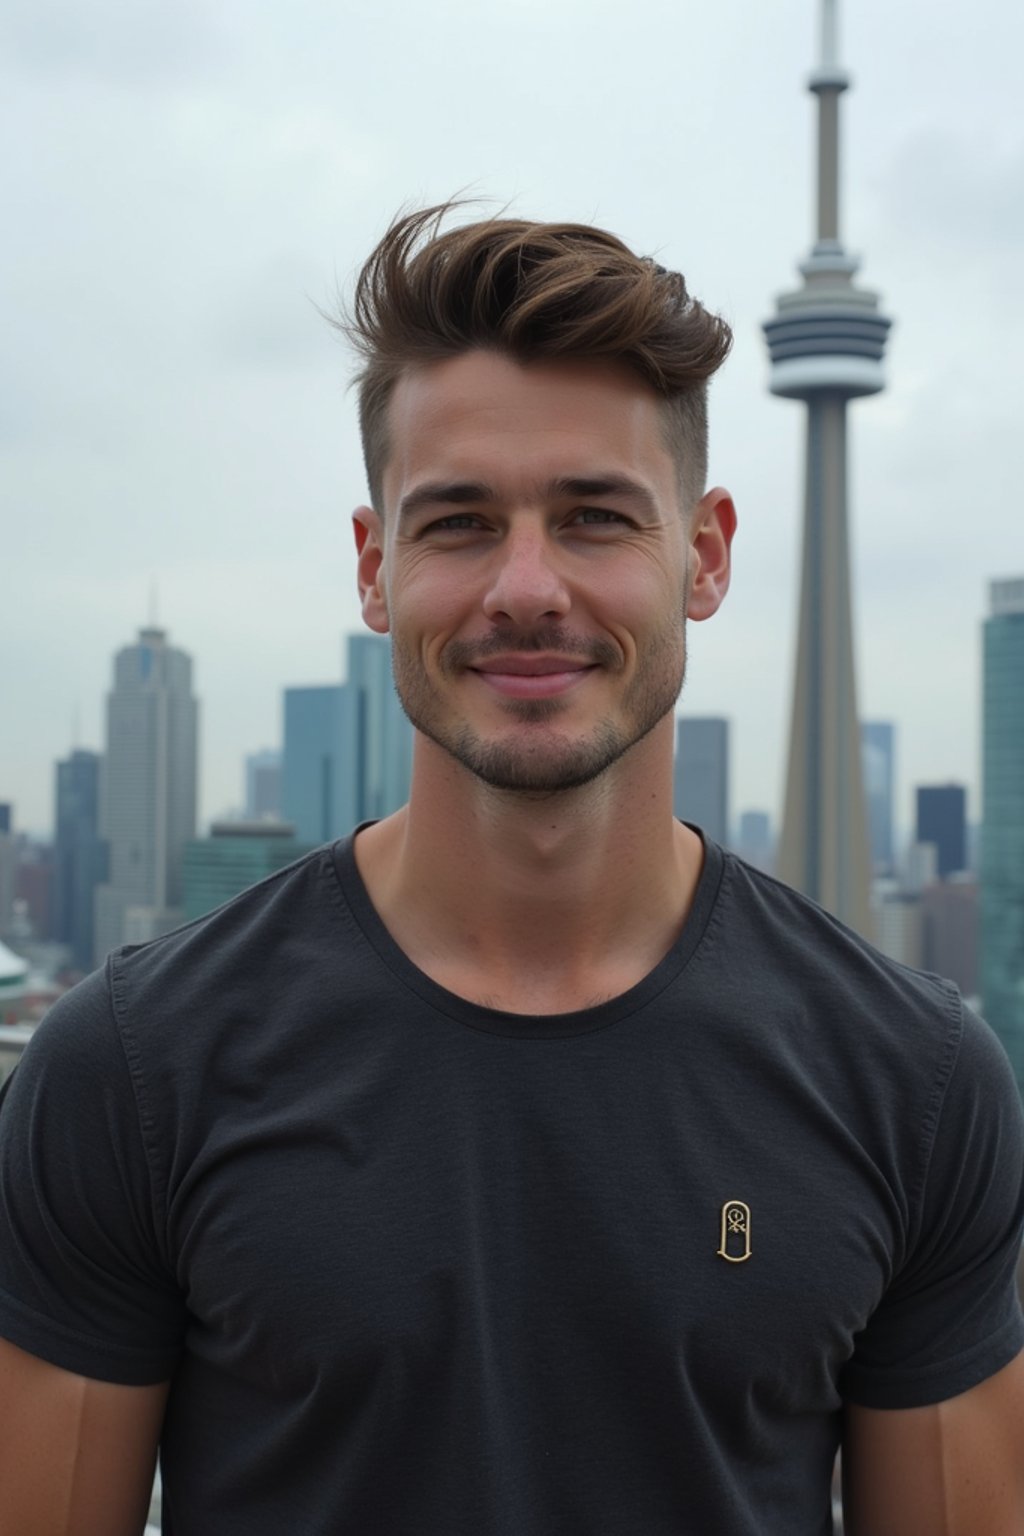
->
xmin=342 ymin=203 xmax=732 ymax=514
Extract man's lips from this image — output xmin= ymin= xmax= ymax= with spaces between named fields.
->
xmin=469 ymin=655 xmax=597 ymax=698
xmin=473 ymin=655 xmax=593 ymax=676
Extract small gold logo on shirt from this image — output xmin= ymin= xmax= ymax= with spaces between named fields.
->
xmin=718 ymin=1200 xmax=752 ymax=1263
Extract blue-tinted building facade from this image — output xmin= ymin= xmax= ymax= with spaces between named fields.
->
xmin=282 ymin=635 xmax=413 ymax=844
xmin=674 ymin=717 xmax=729 ymax=846
xmin=981 ymin=579 xmax=1024 ymax=1094
xmin=53 ymin=749 xmax=108 ymax=972
xmin=860 ymin=721 xmax=896 ymax=875
xmin=245 ymin=749 xmax=282 ymax=820
xmin=183 ymin=822 xmax=312 ymax=922
xmin=282 ymin=687 xmax=345 ymax=845
xmin=916 ymin=784 xmax=967 ymax=880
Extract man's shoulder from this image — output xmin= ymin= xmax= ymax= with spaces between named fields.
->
xmin=10 ymin=843 xmax=351 ymax=1082
xmin=721 ymin=847 xmax=953 ymax=992
xmin=106 ymin=839 xmax=355 ymax=1037
xmin=712 ymin=845 xmax=969 ymax=1065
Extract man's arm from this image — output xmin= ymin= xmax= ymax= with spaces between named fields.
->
xmin=0 ymin=1338 xmax=168 ymax=1536
xmin=842 ymin=1349 xmax=1024 ymax=1536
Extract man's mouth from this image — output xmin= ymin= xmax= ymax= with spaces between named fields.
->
xmin=470 ymin=655 xmax=597 ymax=698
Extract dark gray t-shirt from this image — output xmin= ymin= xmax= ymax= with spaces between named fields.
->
xmin=1 ymin=834 xmax=1022 ymax=1534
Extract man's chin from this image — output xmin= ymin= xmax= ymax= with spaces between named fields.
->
xmin=440 ymin=722 xmax=633 ymax=794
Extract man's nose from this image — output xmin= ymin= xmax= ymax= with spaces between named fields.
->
xmin=481 ymin=523 xmax=571 ymax=626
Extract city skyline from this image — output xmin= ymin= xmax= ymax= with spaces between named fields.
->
xmin=3 ymin=0 xmax=1023 ymax=838
xmin=5 ymin=616 xmax=993 ymax=863
xmin=3 ymin=598 xmax=1011 ymax=852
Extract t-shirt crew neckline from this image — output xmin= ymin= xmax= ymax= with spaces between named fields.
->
xmin=330 ymin=823 xmax=726 ymax=1040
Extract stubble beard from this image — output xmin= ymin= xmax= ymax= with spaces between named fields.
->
xmin=390 ymin=620 xmax=687 ymax=795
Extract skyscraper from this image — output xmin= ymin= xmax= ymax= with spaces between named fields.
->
xmin=338 ymin=634 xmax=414 ymax=827
xmin=922 ymin=878 xmax=978 ymax=1000
xmin=736 ymin=810 xmax=774 ymax=873
xmin=282 ymin=686 xmax=345 ymax=845
xmin=282 ymin=635 xmax=413 ymax=844
xmin=981 ymin=577 xmax=1024 ymax=1091
xmin=245 ymin=749 xmax=282 ymax=821
xmin=0 ymin=808 xmax=14 ymax=940
xmin=93 ymin=626 xmax=198 ymax=960
xmin=860 ymin=721 xmax=896 ymax=876
xmin=763 ymin=0 xmax=892 ymax=935
xmin=916 ymin=784 xmax=967 ymax=880
xmin=673 ymin=717 xmax=729 ymax=845
xmin=53 ymin=749 xmax=108 ymax=972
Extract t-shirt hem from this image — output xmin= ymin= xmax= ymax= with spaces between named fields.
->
xmin=0 ymin=1285 xmax=179 ymax=1386
xmin=841 ymin=1310 xmax=1024 ymax=1410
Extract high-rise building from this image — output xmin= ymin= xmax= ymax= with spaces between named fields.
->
xmin=922 ymin=877 xmax=978 ymax=1000
xmin=673 ymin=717 xmax=729 ymax=845
xmin=15 ymin=843 xmax=54 ymax=946
xmin=183 ymin=822 xmax=312 ymax=922
xmin=763 ymin=0 xmax=892 ymax=936
xmin=861 ymin=722 xmax=896 ymax=876
xmin=736 ymin=810 xmax=774 ymax=872
xmin=283 ymin=635 xmax=413 ymax=844
xmin=871 ymin=884 xmax=924 ymax=970
xmin=339 ymin=634 xmax=414 ymax=827
xmin=981 ymin=577 xmax=1024 ymax=1091
xmin=915 ymin=784 xmax=967 ymax=880
xmin=244 ymin=749 xmax=283 ymax=821
xmin=53 ymin=749 xmax=108 ymax=972
xmin=0 ymin=809 xmax=15 ymax=939
xmin=282 ymin=686 xmax=345 ymax=845
xmin=93 ymin=626 xmax=198 ymax=961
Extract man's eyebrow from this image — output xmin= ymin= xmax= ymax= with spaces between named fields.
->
xmin=397 ymin=481 xmax=496 ymax=522
xmin=548 ymin=475 xmax=658 ymax=514
xmin=396 ymin=473 xmax=658 ymax=522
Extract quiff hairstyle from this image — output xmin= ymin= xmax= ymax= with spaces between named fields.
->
xmin=343 ymin=203 xmax=732 ymax=515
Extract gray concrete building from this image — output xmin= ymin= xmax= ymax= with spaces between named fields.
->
xmin=244 ymin=749 xmax=282 ymax=821
xmin=763 ymin=0 xmax=892 ymax=937
xmin=674 ymin=717 xmax=729 ymax=846
xmin=93 ymin=627 xmax=198 ymax=961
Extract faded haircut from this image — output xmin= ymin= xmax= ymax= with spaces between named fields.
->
xmin=340 ymin=203 xmax=732 ymax=516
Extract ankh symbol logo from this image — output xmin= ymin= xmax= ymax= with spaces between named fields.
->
xmin=718 ymin=1199 xmax=752 ymax=1263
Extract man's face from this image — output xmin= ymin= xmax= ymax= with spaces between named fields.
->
xmin=354 ymin=350 xmax=730 ymax=794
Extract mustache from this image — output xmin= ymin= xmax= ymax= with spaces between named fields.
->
xmin=442 ymin=628 xmax=622 ymax=671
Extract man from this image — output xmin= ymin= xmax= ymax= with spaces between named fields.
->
xmin=1 ymin=206 xmax=1023 ymax=1535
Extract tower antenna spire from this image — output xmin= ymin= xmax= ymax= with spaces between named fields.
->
xmin=820 ymin=0 xmax=839 ymax=69
xmin=762 ymin=0 xmax=893 ymax=937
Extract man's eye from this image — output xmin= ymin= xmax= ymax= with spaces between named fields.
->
xmin=573 ymin=507 xmax=628 ymax=525
xmin=426 ymin=514 xmax=483 ymax=532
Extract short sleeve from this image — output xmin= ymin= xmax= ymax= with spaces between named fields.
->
xmin=842 ymin=999 xmax=1024 ymax=1409
xmin=0 ymin=965 xmax=184 ymax=1384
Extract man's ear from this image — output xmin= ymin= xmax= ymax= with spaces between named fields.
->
xmin=687 ymin=486 xmax=736 ymax=622
xmin=352 ymin=506 xmax=390 ymax=634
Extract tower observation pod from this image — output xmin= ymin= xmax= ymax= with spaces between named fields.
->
xmin=762 ymin=0 xmax=892 ymax=937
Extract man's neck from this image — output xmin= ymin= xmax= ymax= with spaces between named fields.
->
xmin=353 ymin=722 xmax=705 ymax=1014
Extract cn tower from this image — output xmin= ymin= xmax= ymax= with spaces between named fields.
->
xmin=763 ymin=0 xmax=892 ymax=936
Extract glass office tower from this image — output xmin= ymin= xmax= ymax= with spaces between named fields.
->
xmin=981 ymin=578 xmax=1024 ymax=1093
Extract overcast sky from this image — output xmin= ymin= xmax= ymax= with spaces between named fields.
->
xmin=3 ymin=0 xmax=1022 ymax=843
